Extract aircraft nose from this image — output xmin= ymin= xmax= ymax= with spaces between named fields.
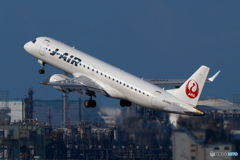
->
xmin=24 ymin=41 xmax=31 ymax=52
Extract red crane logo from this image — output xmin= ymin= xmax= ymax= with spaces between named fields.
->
xmin=185 ymin=80 xmax=199 ymax=99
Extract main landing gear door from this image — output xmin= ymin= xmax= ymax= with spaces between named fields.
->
xmin=151 ymin=91 xmax=161 ymax=107
xmin=39 ymin=40 xmax=50 ymax=56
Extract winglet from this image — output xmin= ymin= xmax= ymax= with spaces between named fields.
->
xmin=206 ymin=70 xmax=221 ymax=82
xmin=40 ymin=74 xmax=51 ymax=85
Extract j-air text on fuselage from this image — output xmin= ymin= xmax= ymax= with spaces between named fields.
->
xmin=50 ymin=48 xmax=81 ymax=66
xmin=24 ymin=37 xmax=220 ymax=116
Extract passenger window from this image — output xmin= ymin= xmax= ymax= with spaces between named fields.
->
xmin=109 ymin=76 xmax=111 ymax=79
xmin=101 ymin=73 xmax=103 ymax=75
xmin=116 ymin=80 xmax=118 ymax=82
xmin=131 ymin=87 xmax=133 ymax=89
xmin=87 ymin=67 xmax=90 ymax=69
xmin=135 ymin=89 xmax=137 ymax=91
xmin=123 ymin=83 xmax=126 ymax=86
xmin=113 ymin=78 xmax=115 ymax=81
xmin=139 ymin=90 xmax=141 ymax=93
xmin=79 ymin=63 xmax=82 ymax=66
xmin=96 ymin=71 xmax=98 ymax=73
xmin=105 ymin=75 xmax=107 ymax=77
xmin=143 ymin=92 xmax=145 ymax=95
xmin=127 ymin=85 xmax=129 ymax=87
xmin=120 ymin=82 xmax=122 ymax=84
xmin=92 ymin=69 xmax=94 ymax=71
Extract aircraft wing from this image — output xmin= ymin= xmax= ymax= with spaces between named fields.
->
xmin=41 ymin=75 xmax=108 ymax=96
xmin=196 ymin=105 xmax=240 ymax=112
xmin=144 ymin=70 xmax=220 ymax=88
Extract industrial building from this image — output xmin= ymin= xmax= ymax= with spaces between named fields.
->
xmin=1 ymin=89 xmax=240 ymax=159
xmin=0 ymin=113 xmax=172 ymax=159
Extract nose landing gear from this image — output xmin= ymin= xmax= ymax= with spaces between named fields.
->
xmin=38 ymin=69 xmax=45 ymax=74
xmin=38 ymin=60 xmax=45 ymax=74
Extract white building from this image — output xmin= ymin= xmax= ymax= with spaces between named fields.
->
xmin=172 ymin=128 xmax=205 ymax=160
xmin=172 ymin=128 xmax=237 ymax=160
xmin=0 ymin=100 xmax=23 ymax=122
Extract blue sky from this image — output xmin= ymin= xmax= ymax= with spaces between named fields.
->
xmin=0 ymin=1 xmax=239 ymax=103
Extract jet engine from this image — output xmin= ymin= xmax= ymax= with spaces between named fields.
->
xmin=49 ymin=74 xmax=70 ymax=92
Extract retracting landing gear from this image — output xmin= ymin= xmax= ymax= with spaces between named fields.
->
xmin=84 ymin=99 xmax=96 ymax=108
xmin=84 ymin=91 xmax=97 ymax=108
xmin=38 ymin=60 xmax=45 ymax=74
xmin=84 ymin=97 xmax=96 ymax=108
xmin=120 ymin=100 xmax=132 ymax=107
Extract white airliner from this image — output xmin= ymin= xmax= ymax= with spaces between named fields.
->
xmin=24 ymin=37 xmax=220 ymax=116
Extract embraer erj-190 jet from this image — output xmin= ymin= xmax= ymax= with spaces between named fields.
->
xmin=24 ymin=37 xmax=220 ymax=116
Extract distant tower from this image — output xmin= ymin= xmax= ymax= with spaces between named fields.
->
xmin=24 ymin=88 xmax=34 ymax=119
xmin=79 ymin=98 xmax=82 ymax=122
xmin=47 ymin=109 xmax=52 ymax=124
xmin=28 ymin=88 xmax=34 ymax=119
xmin=63 ymin=93 xmax=69 ymax=127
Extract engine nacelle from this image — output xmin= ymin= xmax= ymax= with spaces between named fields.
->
xmin=49 ymin=74 xmax=70 ymax=92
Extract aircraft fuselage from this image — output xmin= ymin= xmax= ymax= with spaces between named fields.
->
xmin=24 ymin=37 xmax=204 ymax=115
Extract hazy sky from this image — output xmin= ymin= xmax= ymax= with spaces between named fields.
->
xmin=0 ymin=1 xmax=239 ymax=104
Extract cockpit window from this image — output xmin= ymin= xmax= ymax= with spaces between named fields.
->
xmin=32 ymin=39 xmax=36 ymax=44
